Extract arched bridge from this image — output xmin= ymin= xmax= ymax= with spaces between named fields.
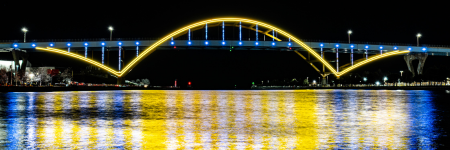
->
xmin=3 ymin=18 xmax=445 ymax=83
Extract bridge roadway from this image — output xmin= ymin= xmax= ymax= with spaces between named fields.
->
xmin=1 ymin=40 xmax=450 ymax=55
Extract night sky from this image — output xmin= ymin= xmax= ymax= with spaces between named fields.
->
xmin=1 ymin=2 xmax=449 ymax=88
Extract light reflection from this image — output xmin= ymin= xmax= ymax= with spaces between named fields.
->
xmin=0 ymin=90 xmax=441 ymax=149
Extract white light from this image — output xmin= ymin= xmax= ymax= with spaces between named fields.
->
xmin=108 ymin=26 xmax=113 ymax=31
xmin=351 ymin=45 xmax=354 ymax=48
xmin=320 ymin=44 xmax=324 ymax=47
xmin=379 ymin=46 xmax=383 ymax=50
xmin=408 ymin=47 xmax=412 ymax=50
xmin=348 ymin=30 xmax=352 ymax=34
xmin=205 ymin=41 xmax=209 ymax=45
xmin=288 ymin=43 xmax=291 ymax=46
xmin=272 ymin=42 xmax=275 ymax=46
xmin=67 ymin=43 xmax=71 ymax=47
xmin=336 ymin=44 xmax=339 ymax=48
xmin=222 ymin=42 xmax=225 ymax=45
xmin=118 ymin=42 xmax=122 ymax=46
xmin=13 ymin=44 xmax=18 ymax=48
xmin=365 ymin=46 xmax=369 ymax=49
xmin=31 ymin=44 xmax=36 ymax=47
xmin=101 ymin=42 xmax=105 ymax=46
xmin=170 ymin=41 xmax=174 ymax=45
xmin=136 ymin=42 xmax=140 ymax=45
xmin=84 ymin=43 xmax=88 ymax=46
xmin=50 ymin=43 xmax=54 ymax=47
xmin=188 ymin=41 xmax=191 ymax=45
xmin=417 ymin=33 xmax=421 ymax=37
xmin=239 ymin=42 xmax=242 ymax=45
xmin=394 ymin=47 xmax=398 ymax=50
xmin=22 ymin=28 xmax=28 ymax=32
xmin=422 ymin=48 xmax=426 ymax=51
xmin=255 ymin=42 xmax=259 ymax=45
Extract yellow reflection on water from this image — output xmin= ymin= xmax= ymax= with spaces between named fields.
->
xmin=21 ymin=90 xmax=422 ymax=149
xmin=140 ymin=90 xmax=167 ymax=149
xmin=293 ymin=90 xmax=318 ymax=149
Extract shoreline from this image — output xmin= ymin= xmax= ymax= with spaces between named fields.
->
xmin=2 ymin=86 xmax=450 ymax=92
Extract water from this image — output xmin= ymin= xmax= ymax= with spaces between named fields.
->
xmin=0 ymin=90 xmax=448 ymax=149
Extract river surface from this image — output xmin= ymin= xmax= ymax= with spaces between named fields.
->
xmin=0 ymin=90 xmax=449 ymax=149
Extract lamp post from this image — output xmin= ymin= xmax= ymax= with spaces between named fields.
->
xmin=417 ymin=33 xmax=421 ymax=46
xmin=400 ymin=71 xmax=404 ymax=77
xmin=108 ymin=26 xmax=114 ymax=41
xmin=348 ymin=30 xmax=352 ymax=43
xmin=384 ymin=77 xmax=388 ymax=86
xmin=22 ymin=28 xmax=28 ymax=43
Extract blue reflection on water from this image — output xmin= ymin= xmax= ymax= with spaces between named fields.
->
xmin=408 ymin=90 xmax=438 ymax=148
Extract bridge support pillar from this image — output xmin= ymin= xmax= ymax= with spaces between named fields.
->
xmin=117 ymin=77 xmax=124 ymax=85
xmin=11 ymin=50 xmax=29 ymax=84
xmin=404 ymin=53 xmax=428 ymax=77
xmin=322 ymin=78 xmax=327 ymax=85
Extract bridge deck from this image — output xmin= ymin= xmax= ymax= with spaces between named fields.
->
xmin=1 ymin=40 xmax=449 ymax=55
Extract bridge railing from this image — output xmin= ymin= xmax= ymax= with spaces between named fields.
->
xmin=1 ymin=38 xmax=449 ymax=48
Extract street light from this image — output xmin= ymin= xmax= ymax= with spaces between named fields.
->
xmin=384 ymin=77 xmax=388 ymax=85
xmin=348 ymin=30 xmax=352 ymax=43
xmin=22 ymin=28 xmax=28 ymax=43
xmin=108 ymin=26 xmax=114 ymax=41
xmin=400 ymin=71 xmax=404 ymax=77
xmin=417 ymin=33 xmax=422 ymax=46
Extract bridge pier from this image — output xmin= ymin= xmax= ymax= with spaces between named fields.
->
xmin=117 ymin=77 xmax=124 ymax=85
xmin=11 ymin=50 xmax=29 ymax=84
xmin=404 ymin=53 xmax=428 ymax=77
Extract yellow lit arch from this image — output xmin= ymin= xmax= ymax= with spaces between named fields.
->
xmin=36 ymin=18 xmax=410 ymax=78
xmin=120 ymin=18 xmax=339 ymax=77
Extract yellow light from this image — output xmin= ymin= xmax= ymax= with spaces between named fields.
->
xmin=119 ymin=18 xmax=339 ymax=77
xmin=35 ymin=47 xmax=121 ymax=77
xmin=35 ymin=18 xmax=411 ymax=78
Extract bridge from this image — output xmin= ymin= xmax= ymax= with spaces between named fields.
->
xmin=1 ymin=18 xmax=447 ymax=84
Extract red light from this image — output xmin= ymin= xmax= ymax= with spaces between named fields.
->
xmin=188 ymin=82 xmax=191 ymax=85
xmin=289 ymin=47 xmax=292 ymax=50
xmin=174 ymin=46 xmax=176 ymax=49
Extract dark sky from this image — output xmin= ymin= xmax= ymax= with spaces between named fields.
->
xmin=2 ymin=1 xmax=448 ymax=45
xmin=1 ymin=1 xmax=448 ymax=88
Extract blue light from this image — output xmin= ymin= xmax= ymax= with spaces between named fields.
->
xmin=67 ymin=43 xmax=71 ymax=47
xmin=350 ymin=45 xmax=354 ymax=48
xmin=394 ymin=46 xmax=398 ymax=50
xmin=255 ymin=42 xmax=259 ymax=46
xmin=239 ymin=42 xmax=242 ymax=45
xmin=408 ymin=47 xmax=412 ymax=51
xmin=135 ymin=42 xmax=140 ymax=45
xmin=272 ymin=42 xmax=275 ymax=46
xmin=422 ymin=47 xmax=427 ymax=51
xmin=188 ymin=41 xmax=191 ymax=45
xmin=379 ymin=46 xmax=383 ymax=50
xmin=205 ymin=41 xmax=209 ymax=45
xmin=118 ymin=42 xmax=122 ymax=46
xmin=335 ymin=44 xmax=339 ymax=48
xmin=31 ymin=44 xmax=36 ymax=47
xmin=320 ymin=43 xmax=324 ymax=47
xmin=84 ymin=43 xmax=88 ymax=46
xmin=288 ymin=43 xmax=292 ymax=46
xmin=13 ymin=44 xmax=18 ymax=48
xmin=222 ymin=41 xmax=225 ymax=45
xmin=101 ymin=42 xmax=105 ymax=46
xmin=365 ymin=45 xmax=369 ymax=49
xmin=50 ymin=43 xmax=54 ymax=47
xmin=170 ymin=41 xmax=174 ymax=45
